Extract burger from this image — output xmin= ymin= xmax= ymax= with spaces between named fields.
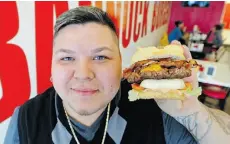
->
xmin=123 ymin=44 xmax=202 ymax=101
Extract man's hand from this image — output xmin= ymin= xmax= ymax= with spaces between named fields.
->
xmin=155 ymin=40 xmax=201 ymax=117
xmin=155 ymin=41 xmax=230 ymax=143
xmin=183 ymin=26 xmax=187 ymax=32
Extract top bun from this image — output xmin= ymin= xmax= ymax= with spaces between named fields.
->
xmin=131 ymin=44 xmax=186 ymax=65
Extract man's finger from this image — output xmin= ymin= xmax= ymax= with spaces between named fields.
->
xmin=182 ymin=45 xmax=192 ymax=60
xmin=183 ymin=68 xmax=199 ymax=88
xmin=170 ymin=41 xmax=192 ymax=60
xmin=171 ymin=40 xmax=181 ymax=45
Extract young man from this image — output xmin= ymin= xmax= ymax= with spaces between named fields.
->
xmin=168 ymin=20 xmax=188 ymax=44
xmin=4 ymin=6 xmax=230 ymax=144
xmin=212 ymin=24 xmax=224 ymax=48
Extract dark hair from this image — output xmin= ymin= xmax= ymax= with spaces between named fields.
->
xmin=215 ymin=24 xmax=223 ymax=31
xmin=54 ymin=6 xmax=117 ymax=37
xmin=175 ymin=20 xmax=183 ymax=27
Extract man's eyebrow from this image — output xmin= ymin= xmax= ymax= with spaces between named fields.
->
xmin=91 ymin=47 xmax=113 ymax=53
xmin=54 ymin=47 xmax=113 ymax=55
xmin=55 ymin=49 xmax=76 ymax=55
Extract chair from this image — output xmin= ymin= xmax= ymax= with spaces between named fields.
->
xmin=199 ymin=84 xmax=230 ymax=110
xmin=198 ymin=52 xmax=230 ymax=110
xmin=216 ymin=46 xmax=226 ymax=62
xmin=159 ymin=33 xmax=169 ymax=46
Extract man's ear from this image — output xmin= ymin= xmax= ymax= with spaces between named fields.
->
xmin=120 ymin=69 xmax=123 ymax=79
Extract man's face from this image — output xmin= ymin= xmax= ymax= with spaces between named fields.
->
xmin=179 ymin=23 xmax=184 ymax=29
xmin=52 ymin=23 xmax=122 ymax=115
xmin=212 ymin=27 xmax=216 ymax=32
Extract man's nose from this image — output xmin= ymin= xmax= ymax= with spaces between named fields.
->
xmin=73 ymin=60 xmax=94 ymax=80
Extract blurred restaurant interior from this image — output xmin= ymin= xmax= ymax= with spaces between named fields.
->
xmin=166 ymin=1 xmax=230 ymax=114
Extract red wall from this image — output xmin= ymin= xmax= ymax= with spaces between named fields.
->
xmin=168 ymin=1 xmax=225 ymax=34
xmin=223 ymin=3 xmax=230 ymax=29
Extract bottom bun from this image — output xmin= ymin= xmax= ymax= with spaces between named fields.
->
xmin=128 ymin=89 xmax=185 ymax=101
xmin=128 ymin=87 xmax=202 ymax=102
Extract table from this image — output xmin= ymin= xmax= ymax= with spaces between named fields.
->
xmin=189 ymin=42 xmax=214 ymax=59
xmin=195 ymin=59 xmax=230 ymax=110
xmin=196 ymin=59 xmax=230 ymax=87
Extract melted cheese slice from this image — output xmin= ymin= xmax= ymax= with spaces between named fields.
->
xmin=141 ymin=64 xmax=162 ymax=72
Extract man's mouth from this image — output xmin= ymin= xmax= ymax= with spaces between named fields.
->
xmin=71 ymin=88 xmax=98 ymax=96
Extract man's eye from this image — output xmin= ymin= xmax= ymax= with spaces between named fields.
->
xmin=93 ymin=56 xmax=108 ymax=60
xmin=61 ymin=57 xmax=75 ymax=61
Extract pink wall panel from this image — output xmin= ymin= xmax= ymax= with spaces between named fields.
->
xmin=168 ymin=1 xmax=225 ymax=33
